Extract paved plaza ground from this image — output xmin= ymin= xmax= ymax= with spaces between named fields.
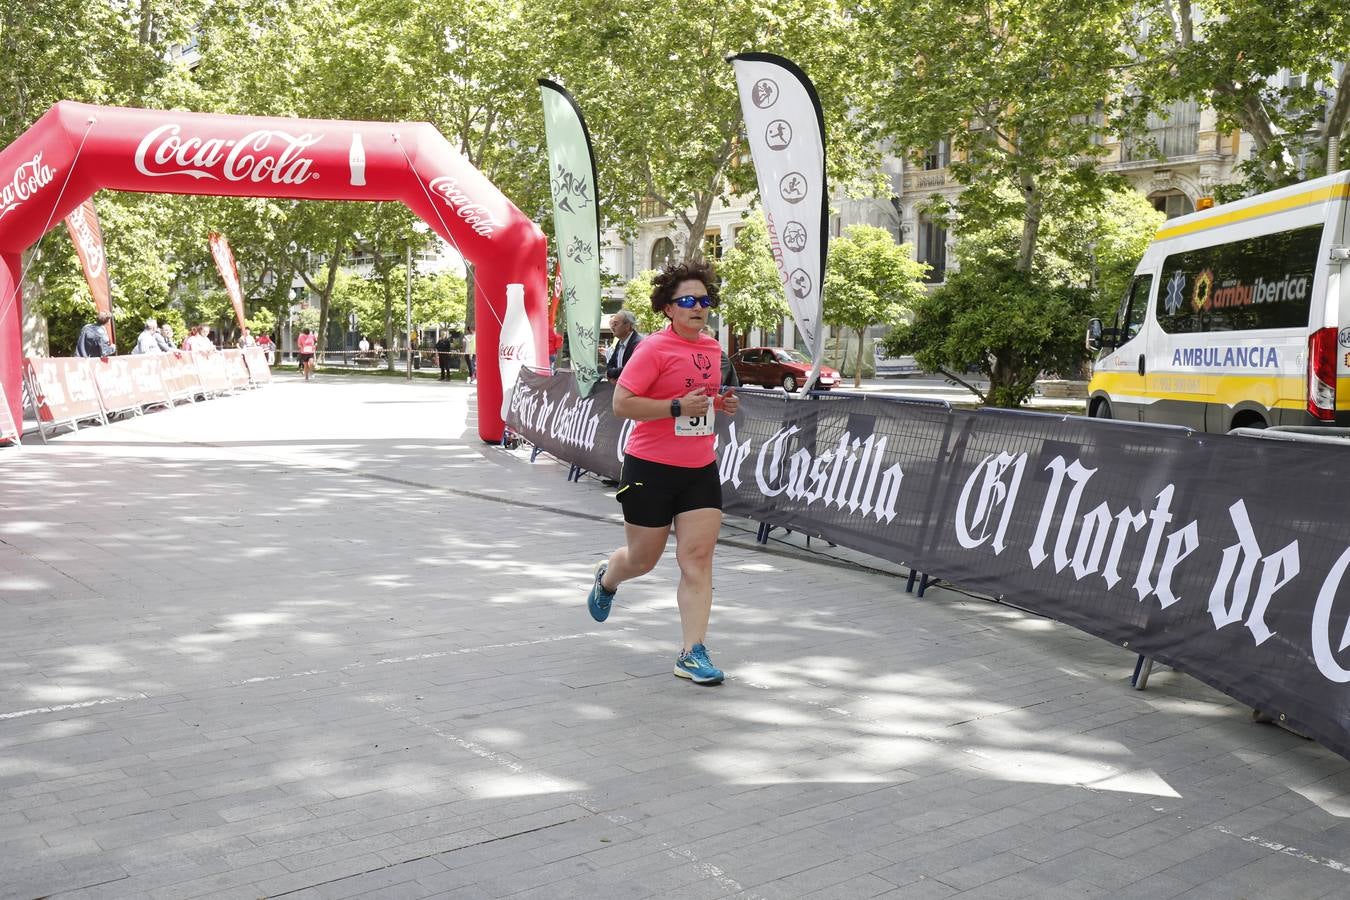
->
xmin=2 ymin=374 xmax=1349 ymax=899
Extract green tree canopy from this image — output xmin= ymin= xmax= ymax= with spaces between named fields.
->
xmin=621 ymin=271 xmax=668 ymax=337
xmin=866 ymin=0 xmax=1144 ymax=272
xmin=537 ymin=0 xmax=884 ymax=260
xmin=824 ymin=225 xmax=929 ymax=387
xmin=332 ymin=266 xmax=466 ymax=343
xmin=1134 ymin=0 xmax=1350 ymax=192
xmin=716 ymin=212 xmax=789 ymax=344
xmin=882 ymin=188 xmax=1159 ymax=407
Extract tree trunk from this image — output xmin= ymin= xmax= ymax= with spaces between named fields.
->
xmin=854 ymin=327 xmax=867 ymax=388
xmin=1017 ymin=175 xmax=1042 ymax=273
xmin=301 ymin=235 xmax=346 ymax=355
xmin=683 ymin=191 xmax=716 ymax=263
xmin=138 ymin=0 xmax=153 ymax=44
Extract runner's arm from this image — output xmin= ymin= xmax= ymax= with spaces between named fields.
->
xmin=613 ymin=385 xmax=712 ymax=421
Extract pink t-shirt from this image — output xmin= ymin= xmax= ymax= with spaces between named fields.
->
xmin=297 ymin=333 xmax=317 ymax=353
xmin=618 ymin=326 xmax=723 ymax=467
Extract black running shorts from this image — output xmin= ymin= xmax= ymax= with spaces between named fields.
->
xmin=615 ymin=455 xmax=722 ymax=528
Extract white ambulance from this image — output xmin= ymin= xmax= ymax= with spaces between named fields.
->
xmin=1087 ymin=170 xmax=1350 ymax=431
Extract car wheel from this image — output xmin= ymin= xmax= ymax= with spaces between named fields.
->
xmin=781 ymin=374 xmax=797 ymax=392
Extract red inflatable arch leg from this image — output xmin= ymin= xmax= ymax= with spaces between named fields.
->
xmin=0 ymin=253 xmax=21 ymax=425
xmin=0 ymin=102 xmax=547 ymax=441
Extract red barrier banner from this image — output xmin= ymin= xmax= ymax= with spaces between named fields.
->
xmin=242 ymin=347 xmax=272 ymax=384
xmin=193 ymin=351 xmax=231 ymax=395
xmin=159 ymin=351 xmax=201 ymax=400
xmin=222 ymin=349 xmax=251 ymax=389
xmin=209 ymin=232 xmax=247 ymax=333
xmin=63 ymin=199 xmax=114 ymax=341
xmin=25 ymin=357 xmax=103 ymax=425
xmin=0 ymin=380 xmax=18 ymax=444
xmin=125 ymin=355 xmax=169 ymax=408
xmin=92 ymin=356 xmax=140 ymax=415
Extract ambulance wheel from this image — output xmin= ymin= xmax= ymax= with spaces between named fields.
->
xmin=1089 ymin=398 xmax=1112 ymax=419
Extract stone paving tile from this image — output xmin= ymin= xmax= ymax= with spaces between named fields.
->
xmin=3 ymin=378 xmax=1350 ymax=899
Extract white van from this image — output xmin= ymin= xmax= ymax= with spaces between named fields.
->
xmin=1087 ymin=170 xmax=1350 ymax=431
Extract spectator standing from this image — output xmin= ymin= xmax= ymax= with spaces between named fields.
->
xmin=358 ymin=336 xmax=370 ymax=354
xmin=605 ymin=310 xmax=643 ymax=381
xmin=464 ymin=328 xmax=477 ymax=383
xmin=435 ymin=333 xmax=455 ymax=380
xmin=548 ymin=329 xmax=564 ymax=369
xmin=257 ymin=332 xmax=274 ymax=364
xmin=74 ymin=313 xmax=117 ymax=357
xmin=159 ymin=324 xmax=176 ymax=352
xmin=133 ymin=319 xmax=166 ymax=354
xmin=296 ymin=328 xmax=317 ymax=381
xmin=186 ymin=326 xmax=215 ymax=353
xmin=238 ymin=328 xmax=256 ymax=349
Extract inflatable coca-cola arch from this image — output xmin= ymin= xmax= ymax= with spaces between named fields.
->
xmin=0 ymin=101 xmax=547 ymax=441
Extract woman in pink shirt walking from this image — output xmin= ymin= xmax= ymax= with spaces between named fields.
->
xmin=586 ymin=260 xmax=739 ymax=685
xmin=296 ymin=328 xmax=317 ymax=381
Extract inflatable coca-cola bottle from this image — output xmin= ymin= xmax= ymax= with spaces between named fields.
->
xmin=498 ymin=283 xmax=536 ymax=420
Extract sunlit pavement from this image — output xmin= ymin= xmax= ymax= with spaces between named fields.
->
xmin=1 ymin=374 xmax=1348 ymax=900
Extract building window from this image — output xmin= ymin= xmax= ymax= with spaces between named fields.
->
xmin=1150 ymin=191 xmax=1194 ymax=219
xmin=650 ymin=237 xmax=676 ymax=269
xmin=703 ymin=229 xmax=723 ymax=261
xmin=917 ymin=215 xmax=947 ymax=283
xmin=1124 ymin=100 xmax=1201 ymax=161
xmin=923 ymin=137 xmax=950 ymax=171
xmin=638 ymin=198 xmax=664 ymax=218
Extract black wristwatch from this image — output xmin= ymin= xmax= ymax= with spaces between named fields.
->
xmin=670 ymin=399 xmax=681 ymax=418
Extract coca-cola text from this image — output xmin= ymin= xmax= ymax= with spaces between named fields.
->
xmin=0 ymin=152 xmax=56 ymax=220
xmin=134 ymin=125 xmax=322 ymax=185
xmin=429 ymin=176 xmax=502 ymax=237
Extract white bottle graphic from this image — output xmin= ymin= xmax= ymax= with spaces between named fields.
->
xmin=348 ymin=133 xmax=366 ymax=186
xmin=498 ymin=283 xmax=536 ymax=420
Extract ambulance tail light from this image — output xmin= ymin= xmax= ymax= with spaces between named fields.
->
xmin=1307 ymin=327 xmax=1337 ymax=421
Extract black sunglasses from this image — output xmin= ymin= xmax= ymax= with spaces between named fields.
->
xmin=672 ymin=294 xmax=714 ymax=309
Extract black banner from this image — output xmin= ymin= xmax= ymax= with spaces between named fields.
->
xmin=507 ymin=370 xmax=1350 ymax=760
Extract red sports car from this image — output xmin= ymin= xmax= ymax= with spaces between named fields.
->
xmin=731 ymin=347 xmax=841 ymax=392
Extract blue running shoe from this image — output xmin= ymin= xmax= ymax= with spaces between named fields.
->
xmin=674 ymin=643 xmax=724 ymax=685
xmin=587 ymin=561 xmax=616 ymax=622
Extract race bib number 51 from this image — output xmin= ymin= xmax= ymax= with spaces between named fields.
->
xmin=675 ymin=412 xmax=713 ymax=436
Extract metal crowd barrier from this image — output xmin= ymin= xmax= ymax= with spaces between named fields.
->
xmin=1129 ymin=424 xmax=1350 ymax=695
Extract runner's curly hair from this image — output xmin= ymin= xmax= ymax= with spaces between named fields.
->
xmin=649 ymin=259 xmax=720 ymax=313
